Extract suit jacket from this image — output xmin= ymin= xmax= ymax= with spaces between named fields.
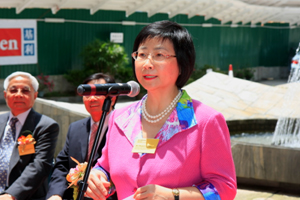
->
xmin=46 ymin=117 xmax=117 ymax=200
xmin=97 ymin=96 xmax=236 ymax=200
xmin=0 ymin=109 xmax=59 ymax=200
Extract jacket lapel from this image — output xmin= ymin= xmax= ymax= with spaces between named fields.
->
xmin=80 ymin=117 xmax=90 ymax=162
xmin=115 ymin=102 xmax=142 ymax=146
xmin=0 ymin=113 xmax=9 ymax=140
xmin=19 ymin=109 xmax=37 ymax=137
xmin=9 ymin=109 xmax=39 ymax=173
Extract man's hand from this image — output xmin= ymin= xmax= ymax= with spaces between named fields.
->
xmin=47 ymin=195 xmax=62 ymax=200
xmin=0 ymin=194 xmax=16 ymax=200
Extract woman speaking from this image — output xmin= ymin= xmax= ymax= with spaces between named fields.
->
xmin=85 ymin=20 xmax=237 ymax=200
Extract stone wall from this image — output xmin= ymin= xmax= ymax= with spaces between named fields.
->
xmin=227 ymin=119 xmax=277 ymax=135
xmin=33 ymin=98 xmax=88 ymax=157
xmin=49 ymin=75 xmax=76 ymax=93
xmin=228 ymin=119 xmax=300 ymax=193
xmin=232 ymin=142 xmax=300 ymax=192
xmin=253 ymin=66 xmax=290 ymax=81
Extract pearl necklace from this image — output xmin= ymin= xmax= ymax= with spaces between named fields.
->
xmin=142 ymin=90 xmax=182 ymax=123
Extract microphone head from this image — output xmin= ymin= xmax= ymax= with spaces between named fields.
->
xmin=127 ymin=81 xmax=140 ymax=97
xmin=77 ymin=85 xmax=85 ymax=96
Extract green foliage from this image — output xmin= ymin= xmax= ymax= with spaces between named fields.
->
xmin=186 ymin=64 xmax=226 ymax=85
xmin=234 ymin=68 xmax=255 ymax=80
xmin=113 ymin=65 xmax=135 ymax=83
xmin=81 ymin=40 xmax=129 ymax=74
xmin=64 ymin=69 xmax=94 ymax=89
xmin=65 ymin=39 xmax=132 ymax=88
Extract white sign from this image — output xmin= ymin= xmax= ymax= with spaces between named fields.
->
xmin=110 ymin=32 xmax=123 ymax=43
xmin=0 ymin=20 xmax=37 ymax=65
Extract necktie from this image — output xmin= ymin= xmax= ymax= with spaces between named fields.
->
xmin=0 ymin=117 xmax=18 ymax=192
xmin=86 ymin=123 xmax=98 ymax=161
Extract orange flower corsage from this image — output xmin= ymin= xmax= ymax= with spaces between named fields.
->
xmin=66 ymin=157 xmax=88 ymax=199
xmin=17 ymin=131 xmax=36 ymax=155
xmin=18 ymin=134 xmax=36 ymax=145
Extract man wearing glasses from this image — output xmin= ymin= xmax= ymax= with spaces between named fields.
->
xmin=0 ymin=71 xmax=59 ymax=200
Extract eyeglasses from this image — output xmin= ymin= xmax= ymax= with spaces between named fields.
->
xmin=131 ymin=51 xmax=176 ymax=62
xmin=8 ymin=87 xmax=31 ymax=94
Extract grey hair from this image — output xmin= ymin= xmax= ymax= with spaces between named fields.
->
xmin=3 ymin=71 xmax=39 ymax=92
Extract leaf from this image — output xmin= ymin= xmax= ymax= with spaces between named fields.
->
xmin=70 ymin=156 xmax=80 ymax=165
xmin=73 ymin=186 xmax=79 ymax=200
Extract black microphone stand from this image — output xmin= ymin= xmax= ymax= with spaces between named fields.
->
xmin=76 ymin=96 xmax=112 ymax=200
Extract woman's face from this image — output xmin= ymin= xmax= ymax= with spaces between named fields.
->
xmin=134 ymin=37 xmax=179 ymax=92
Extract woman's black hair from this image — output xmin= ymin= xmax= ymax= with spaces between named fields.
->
xmin=132 ymin=20 xmax=195 ymax=88
xmin=82 ymin=73 xmax=118 ymax=109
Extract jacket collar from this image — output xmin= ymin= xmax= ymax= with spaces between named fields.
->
xmin=115 ymin=90 xmax=197 ymax=146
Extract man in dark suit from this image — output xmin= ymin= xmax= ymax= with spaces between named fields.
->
xmin=46 ymin=73 xmax=118 ymax=200
xmin=0 ymin=71 xmax=59 ymax=200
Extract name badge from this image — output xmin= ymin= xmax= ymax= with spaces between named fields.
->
xmin=18 ymin=143 xmax=35 ymax=156
xmin=132 ymin=138 xmax=159 ymax=154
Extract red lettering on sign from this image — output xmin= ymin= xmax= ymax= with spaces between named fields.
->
xmin=0 ymin=28 xmax=21 ymax=56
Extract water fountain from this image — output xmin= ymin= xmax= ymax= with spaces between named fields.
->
xmin=231 ymin=68 xmax=300 ymax=147
xmin=229 ymin=50 xmax=300 ymax=193
xmin=272 ymin=45 xmax=300 ymax=147
xmin=230 ymin=119 xmax=300 ymax=194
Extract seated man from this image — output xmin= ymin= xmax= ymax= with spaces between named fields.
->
xmin=46 ymin=73 xmax=118 ymax=200
xmin=0 ymin=71 xmax=59 ymax=200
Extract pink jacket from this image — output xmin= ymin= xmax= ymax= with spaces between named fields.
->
xmin=97 ymin=95 xmax=236 ymax=200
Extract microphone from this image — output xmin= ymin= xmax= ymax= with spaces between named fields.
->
xmin=77 ymin=81 xmax=140 ymax=98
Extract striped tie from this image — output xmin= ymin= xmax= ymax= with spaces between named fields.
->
xmin=86 ymin=123 xmax=98 ymax=161
xmin=0 ymin=117 xmax=18 ymax=192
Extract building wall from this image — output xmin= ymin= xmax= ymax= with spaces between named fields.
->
xmin=1 ymin=8 xmax=299 ymax=79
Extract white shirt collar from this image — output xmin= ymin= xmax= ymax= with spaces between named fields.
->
xmin=5 ymin=108 xmax=31 ymax=141
xmin=9 ymin=108 xmax=31 ymax=127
